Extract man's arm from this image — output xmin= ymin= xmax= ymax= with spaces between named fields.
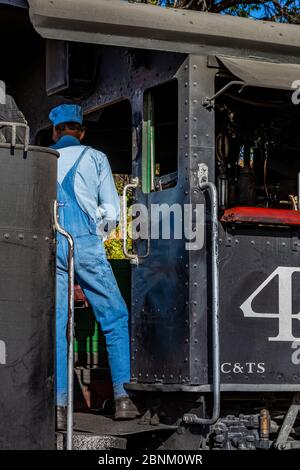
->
xmin=96 ymin=152 xmax=120 ymax=233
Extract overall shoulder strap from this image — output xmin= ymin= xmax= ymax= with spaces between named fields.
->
xmin=61 ymin=146 xmax=91 ymax=187
xmin=76 ymin=146 xmax=91 ymax=164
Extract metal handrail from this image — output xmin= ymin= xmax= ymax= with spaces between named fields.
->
xmin=53 ymin=200 xmax=75 ymax=450
xmin=183 ymin=167 xmax=220 ymax=426
xmin=122 ymin=176 xmax=150 ymax=265
xmin=0 ymin=121 xmax=30 ymax=152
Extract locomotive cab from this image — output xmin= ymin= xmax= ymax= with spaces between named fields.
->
xmin=1 ymin=0 xmax=300 ymax=451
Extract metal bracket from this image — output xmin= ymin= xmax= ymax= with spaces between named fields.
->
xmin=203 ymin=80 xmax=245 ymax=110
xmin=274 ymin=393 xmax=300 ymax=450
xmin=197 ymin=163 xmax=208 ymax=186
xmin=0 ymin=121 xmax=30 ymax=152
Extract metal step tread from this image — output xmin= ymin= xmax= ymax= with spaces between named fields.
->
xmin=56 ymin=412 xmax=177 ymax=450
xmin=56 ymin=432 xmax=127 ymax=450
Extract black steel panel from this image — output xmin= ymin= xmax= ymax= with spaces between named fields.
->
xmin=46 ymin=40 xmax=69 ymax=96
xmin=0 ymin=145 xmax=57 ymax=449
xmin=0 ymin=0 xmax=28 ymax=8
xmin=219 ymin=223 xmax=300 ymax=388
xmin=131 ymin=56 xmax=190 ymax=384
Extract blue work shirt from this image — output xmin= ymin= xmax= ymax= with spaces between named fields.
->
xmin=52 ymin=135 xmax=120 ymax=235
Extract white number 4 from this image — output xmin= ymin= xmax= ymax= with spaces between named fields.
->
xmin=240 ymin=267 xmax=300 ymax=342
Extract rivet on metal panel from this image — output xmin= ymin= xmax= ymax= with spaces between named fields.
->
xmin=131 ymin=356 xmax=135 ymax=361
xmin=194 ymin=339 xmax=198 ymax=344
xmin=184 ymin=65 xmax=188 ymax=70
xmin=282 ymin=242 xmax=286 ymax=247
xmin=146 ymin=373 xmax=149 ymax=378
xmin=18 ymin=234 xmax=24 ymax=240
xmin=173 ymin=306 xmax=177 ymax=310
xmin=45 ymin=237 xmax=49 ymax=241
xmin=170 ymin=374 xmax=174 ymax=379
xmin=193 ymin=117 xmax=197 ymax=121
xmin=185 ymin=100 xmax=188 ymax=105
xmin=219 ymin=239 xmax=222 ymax=243
xmin=193 ymin=82 xmax=197 ymax=87
xmin=185 ymin=134 xmax=188 ymax=139
xmin=185 ymin=191 xmax=189 ymax=195
xmin=185 ymin=153 xmax=188 ymax=158
xmin=138 ymin=373 xmax=142 ymax=377
xmin=193 ymin=135 xmax=197 ymax=139
xmin=194 ymin=264 xmax=197 ymax=268
xmin=193 ymin=100 xmax=198 ymax=104
xmin=4 ymin=233 xmax=9 ymax=239
xmin=266 ymin=241 xmax=270 ymax=246
xmin=131 ymin=338 xmax=135 ymax=342
xmin=193 ymin=301 xmax=197 ymax=305
xmin=235 ymin=239 xmax=239 ymax=244
xmin=162 ymin=374 xmax=165 ymax=379
xmin=193 ymin=65 xmax=197 ymax=70
xmin=193 ymin=153 xmax=198 ymax=158
xmin=185 ymin=339 xmax=189 ymax=343
xmin=195 ymin=358 xmax=198 ymax=362
xmin=184 ymin=82 xmax=188 ymax=87
xmin=194 ymin=282 xmax=198 ymax=287
xmin=184 ymin=357 xmax=188 ymax=363
xmin=185 ymin=117 xmax=188 ymax=122
xmin=226 ymin=238 xmax=232 ymax=247
xmin=251 ymin=240 xmax=255 ymax=245
xmin=33 ymin=235 xmax=38 ymax=240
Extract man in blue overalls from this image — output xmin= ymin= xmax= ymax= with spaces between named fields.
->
xmin=49 ymin=104 xmax=138 ymax=428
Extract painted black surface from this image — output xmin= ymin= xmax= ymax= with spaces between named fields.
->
xmin=219 ymin=223 xmax=300 ymax=387
xmin=0 ymin=145 xmax=57 ymax=450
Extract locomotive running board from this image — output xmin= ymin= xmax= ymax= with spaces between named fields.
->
xmin=126 ymin=383 xmax=300 ymax=392
xmin=56 ymin=412 xmax=177 ymax=450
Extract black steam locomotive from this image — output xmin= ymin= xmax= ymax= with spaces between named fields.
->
xmin=0 ymin=0 xmax=300 ymax=450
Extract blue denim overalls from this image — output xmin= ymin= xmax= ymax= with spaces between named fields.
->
xmin=56 ymin=146 xmax=130 ymax=406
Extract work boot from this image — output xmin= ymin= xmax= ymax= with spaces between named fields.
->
xmin=114 ymin=397 xmax=140 ymax=420
xmin=56 ymin=406 xmax=67 ymax=431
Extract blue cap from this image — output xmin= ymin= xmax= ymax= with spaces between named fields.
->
xmin=49 ymin=104 xmax=83 ymax=127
